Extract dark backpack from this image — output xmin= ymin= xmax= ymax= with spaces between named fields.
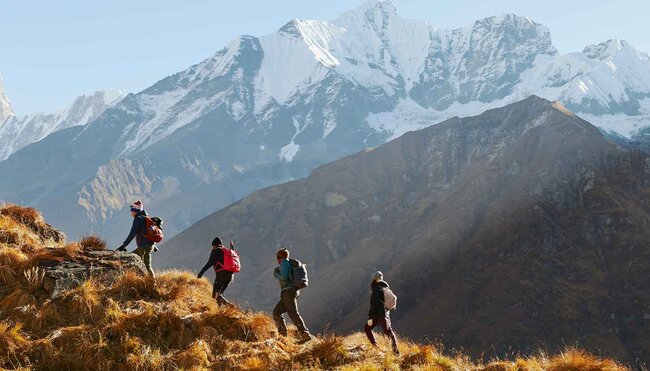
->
xmin=289 ymin=258 xmax=308 ymax=289
xmin=143 ymin=216 xmax=164 ymax=243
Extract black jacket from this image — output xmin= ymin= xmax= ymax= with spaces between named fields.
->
xmin=198 ymin=245 xmax=234 ymax=278
xmin=118 ymin=210 xmax=154 ymax=249
xmin=369 ymin=280 xmax=390 ymax=319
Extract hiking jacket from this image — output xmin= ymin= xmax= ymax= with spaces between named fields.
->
xmin=198 ymin=245 xmax=235 ymax=278
xmin=274 ymin=258 xmax=294 ymax=291
xmin=369 ymin=280 xmax=390 ymax=319
xmin=118 ymin=210 xmax=154 ymax=249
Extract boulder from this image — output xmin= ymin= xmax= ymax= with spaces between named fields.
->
xmin=38 ymin=248 xmax=147 ymax=298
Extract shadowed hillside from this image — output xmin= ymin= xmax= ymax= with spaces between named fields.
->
xmin=159 ymin=96 xmax=650 ymax=367
xmin=0 ymin=205 xmax=628 ymax=370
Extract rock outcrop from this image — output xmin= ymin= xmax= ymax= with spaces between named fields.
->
xmin=39 ymin=249 xmax=147 ymax=298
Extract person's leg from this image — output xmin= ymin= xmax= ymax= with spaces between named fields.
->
xmin=132 ymin=246 xmax=144 ymax=259
xmin=212 ymin=277 xmax=219 ymax=298
xmin=132 ymin=247 xmax=153 ymax=276
xmin=364 ymin=318 xmax=378 ymax=345
xmin=282 ymin=288 xmax=310 ymax=338
xmin=379 ymin=316 xmax=399 ymax=354
xmin=214 ymin=271 xmax=233 ymax=305
xmin=141 ymin=246 xmax=155 ymax=277
xmin=272 ymin=297 xmax=288 ymax=336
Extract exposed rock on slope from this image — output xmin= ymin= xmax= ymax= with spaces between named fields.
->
xmin=39 ymin=247 xmax=147 ymax=299
xmin=160 ymin=96 xmax=650 ymax=366
xmin=0 ymin=206 xmax=146 ymax=300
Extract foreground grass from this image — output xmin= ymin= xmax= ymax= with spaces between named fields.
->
xmin=0 ymin=205 xmax=630 ymax=370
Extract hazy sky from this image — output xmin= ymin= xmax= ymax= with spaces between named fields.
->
xmin=1 ymin=0 xmax=648 ymax=114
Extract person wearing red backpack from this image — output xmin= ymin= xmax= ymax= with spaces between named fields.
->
xmin=197 ymin=236 xmax=240 ymax=306
xmin=116 ymin=200 xmax=158 ymax=277
xmin=364 ymin=271 xmax=399 ymax=354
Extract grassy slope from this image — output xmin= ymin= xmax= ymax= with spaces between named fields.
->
xmin=0 ymin=205 xmax=628 ymax=370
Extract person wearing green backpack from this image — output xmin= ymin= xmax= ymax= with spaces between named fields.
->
xmin=272 ymin=248 xmax=312 ymax=343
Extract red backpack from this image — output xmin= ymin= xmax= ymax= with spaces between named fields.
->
xmin=214 ymin=247 xmax=241 ymax=273
xmin=143 ymin=216 xmax=164 ymax=243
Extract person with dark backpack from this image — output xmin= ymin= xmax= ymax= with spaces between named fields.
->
xmin=364 ymin=271 xmax=399 ymax=354
xmin=272 ymin=248 xmax=312 ymax=343
xmin=197 ymin=236 xmax=240 ymax=306
xmin=115 ymin=200 xmax=163 ymax=277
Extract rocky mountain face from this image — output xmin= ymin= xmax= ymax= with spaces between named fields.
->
xmin=0 ymin=0 xmax=649 ymax=244
xmin=0 ymin=89 xmax=123 ymax=161
xmin=159 ymin=97 xmax=650 ymax=366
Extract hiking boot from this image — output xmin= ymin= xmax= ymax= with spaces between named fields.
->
xmin=298 ymin=333 xmax=313 ymax=343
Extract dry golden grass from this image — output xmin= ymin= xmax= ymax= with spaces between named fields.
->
xmin=0 ymin=215 xmax=42 ymax=251
xmin=0 ymin=204 xmax=633 ymax=370
xmin=0 ymin=322 xmax=28 ymax=365
xmin=0 ymin=204 xmax=65 ymax=244
xmin=296 ymin=333 xmax=352 ymax=369
xmin=173 ymin=340 xmax=212 ymax=369
xmin=546 ymin=348 xmax=626 ymax=371
xmin=79 ymin=235 xmax=107 ymax=251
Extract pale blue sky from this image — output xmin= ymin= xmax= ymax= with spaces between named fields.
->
xmin=1 ymin=0 xmax=648 ymax=114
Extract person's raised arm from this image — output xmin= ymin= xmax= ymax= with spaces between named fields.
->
xmin=116 ymin=218 xmax=138 ymax=251
xmin=197 ymin=248 xmax=221 ymax=278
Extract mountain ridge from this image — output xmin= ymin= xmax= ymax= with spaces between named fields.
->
xmin=0 ymin=89 xmax=123 ymax=161
xmin=0 ymin=0 xmax=648 ymax=245
xmin=159 ymin=96 xmax=650 ymax=366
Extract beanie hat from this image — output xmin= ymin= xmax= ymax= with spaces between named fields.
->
xmin=212 ymin=236 xmax=223 ymax=247
xmin=276 ymin=248 xmax=289 ymax=259
xmin=130 ymin=200 xmax=143 ymax=213
xmin=371 ymin=271 xmax=383 ymax=282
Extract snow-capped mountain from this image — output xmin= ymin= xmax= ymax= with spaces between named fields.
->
xmin=91 ymin=0 xmax=650 ymax=156
xmin=0 ymin=74 xmax=14 ymax=123
xmin=0 ymin=89 xmax=123 ymax=161
xmin=0 ymin=0 xmax=649 ymax=243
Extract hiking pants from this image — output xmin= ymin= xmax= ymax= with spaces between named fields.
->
xmin=273 ymin=288 xmax=309 ymax=336
xmin=212 ymin=271 xmax=233 ymax=305
xmin=133 ymin=245 xmax=155 ymax=277
xmin=364 ymin=315 xmax=398 ymax=352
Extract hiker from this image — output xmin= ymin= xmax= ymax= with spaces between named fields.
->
xmin=272 ymin=248 xmax=312 ymax=343
xmin=115 ymin=200 xmax=161 ymax=277
xmin=364 ymin=271 xmax=399 ymax=354
xmin=197 ymin=236 xmax=240 ymax=306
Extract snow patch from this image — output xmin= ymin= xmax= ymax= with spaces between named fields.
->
xmin=280 ymin=141 xmax=300 ymax=161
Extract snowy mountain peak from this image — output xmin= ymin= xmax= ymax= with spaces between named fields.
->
xmin=348 ymin=0 xmax=398 ymax=18
xmin=278 ymin=20 xmax=302 ymax=37
xmin=481 ymin=13 xmax=534 ymax=26
xmin=0 ymin=89 xmax=123 ymax=161
xmin=0 ymin=74 xmax=15 ymax=122
xmin=583 ymin=39 xmax=634 ymax=60
xmin=58 ymin=89 xmax=124 ymax=125
xmin=461 ymin=13 xmax=555 ymax=49
xmin=334 ymin=0 xmax=408 ymax=36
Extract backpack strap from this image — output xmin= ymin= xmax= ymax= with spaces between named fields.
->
xmin=213 ymin=246 xmax=227 ymax=272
